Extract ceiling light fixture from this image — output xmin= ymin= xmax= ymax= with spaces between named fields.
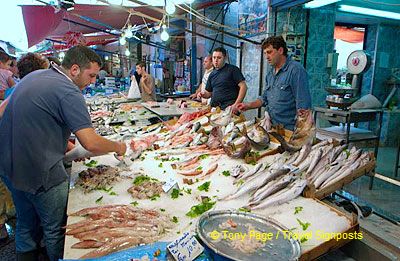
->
xmin=166 ymin=2 xmax=176 ymax=15
xmin=338 ymin=5 xmax=400 ymax=20
xmin=125 ymin=25 xmax=133 ymax=38
xmin=304 ymin=0 xmax=340 ymax=9
xmin=160 ymin=29 xmax=170 ymax=41
xmin=119 ymin=37 xmax=126 ymax=45
xmin=125 ymin=49 xmax=130 ymax=56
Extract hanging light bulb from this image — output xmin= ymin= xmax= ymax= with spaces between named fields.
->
xmin=125 ymin=25 xmax=133 ymax=38
xmin=125 ymin=49 xmax=130 ymax=56
xmin=160 ymin=29 xmax=170 ymax=41
xmin=166 ymin=2 xmax=176 ymax=15
xmin=105 ymin=56 xmax=109 ymax=61
xmin=119 ymin=37 xmax=126 ymax=45
xmin=59 ymin=52 xmax=65 ymax=60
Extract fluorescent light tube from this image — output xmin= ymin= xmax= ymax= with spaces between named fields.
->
xmin=339 ymin=5 xmax=400 ymax=20
xmin=304 ymin=0 xmax=341 ymax=9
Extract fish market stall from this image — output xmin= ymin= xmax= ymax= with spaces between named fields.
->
xmin=142 ymin=100 xmax=207 ymax=118
xmin=63 ymin=106 xmax=374 ymax=260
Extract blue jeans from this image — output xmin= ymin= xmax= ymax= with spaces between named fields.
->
xmin=1 ymin=176 xmax=68 ymax=261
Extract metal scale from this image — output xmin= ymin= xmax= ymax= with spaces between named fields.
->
xmin=326 ymin=50 xmax=371 ymax=109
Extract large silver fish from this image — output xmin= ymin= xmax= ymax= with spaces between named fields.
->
xmin=248 ymin=174 xmax=295 ymax=206
xmin=250 ymin=179 xmax=307 ymax=210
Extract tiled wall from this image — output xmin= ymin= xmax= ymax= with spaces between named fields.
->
xmin=306 ymin=6 xmax=336 ymax=107
xmin=204 ymin=3 xmax=238 ymax=66
xmin=361 ymin=24 xmax=377 ymax=97
xmin=372 ymin=24 xmax=400 ymax=103
xmin=271 ymin=5 xmax=335 ymax=108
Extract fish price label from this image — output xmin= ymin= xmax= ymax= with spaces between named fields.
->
xmin=167 ymin=232 xmax=204 ymax=261
xmin=162 ymin=177 xmax=179 ymax=193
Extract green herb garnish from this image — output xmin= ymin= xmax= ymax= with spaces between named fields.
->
xmin=199 ymin=154 xmax=209 ymax=160
xmin=171 ymin=188 xmax=180 ymax=199
xmin=172 ymin=216 xmax=179 ymax=223
xmin=160 ymin=208 xmax=165 ymax=212
xmin=133 ymin=175 xmax=159 ymax=185
xmin=236 ymin=180 xmax=244 ymax=187
xmin=222 ymin=170 xmax=231 ymax=176
xmin=158 ymin=162 xmax=163 ymax=168
xmin=238 ymin=207 xmax=251 ymax=212
xmin=150 ymin=194 xmax=160 ymax=201
xmin=84 ymin=160 xmax=98 ymax=167
xmin=300 ymin=236 xmax=309 ymax=243
xmin=130 ymin=201 xmax=139 ymax=206
xmin=294 ymin=206 xmax=303 ymax=215
xmin=95 ymin=196 xmax=103 ymax=204
xmin=198 ymin=181 xmax=211 ymax=192
xmin=296 ymin=218 xmax=311 ymax=231
xmin=186 ymin=199 xmax=216 ymax=218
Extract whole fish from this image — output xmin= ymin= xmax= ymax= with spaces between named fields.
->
xmin=234 ymin=162 xmax=266 ymax=183
xmin=292 ymin=144 xmax=312 ymax=166
xmin=258 ymin=167 xmax=291 ymax=188
xmin=248 ymin=174 xmax=295 ymax=206
xmin=322 ymin=152 xmax=369 ymax=188
xmin=250 ymin=179 xmax=307 ymax=210
xmin=222 ymin=171 xmax=270 ymax=201
xmin=306 ymin=148 xmax=323 ymax=176
xmin=244 ymin=125 xmax=270 ymax=150
xmin=313 ymin=164 xmax=343 ymax=188
xmin=259 ymin=111 xmax=272 ymax=131
xmin=269 ymin=131 xmax=302 ymax=153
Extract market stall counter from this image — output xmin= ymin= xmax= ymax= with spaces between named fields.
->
xmin=64 ymin=150 xmax=358 ymax=260
xmin=63 ymin=106 xmax=372 ymax=260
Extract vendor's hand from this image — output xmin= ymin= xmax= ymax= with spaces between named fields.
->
xmin=189 ymin=93 xmax=197 ymax=99
xmin=197 ymin=92 xmax=204 ymax=99
xmin=116 ymin=142 xmax=127 ymax=156
xmin=297 ymin=109 xmax=310 ymax=118
xmin=234 ymin=103 xmax=248 ymax=112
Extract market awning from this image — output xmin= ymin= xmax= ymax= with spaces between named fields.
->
xmin=21 ymin=1 xmax=228 ymax=48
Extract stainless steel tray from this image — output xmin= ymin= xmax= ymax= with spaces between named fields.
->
xmin=197 ymin=210 xmax=301 ymax=261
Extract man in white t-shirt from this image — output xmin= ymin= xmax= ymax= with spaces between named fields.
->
xmin=189 ymin=55 xmax=213 ymax=104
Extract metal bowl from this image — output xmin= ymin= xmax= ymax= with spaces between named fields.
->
xmin=196 ymin=210 xmax=301 ymax=261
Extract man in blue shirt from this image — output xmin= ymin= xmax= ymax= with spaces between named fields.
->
xmin=0 ymin=46 xmax=126 ymax=260
xmin=199 ymin=47 xmax=247 ymax=110
xmin=235 ymin=36 xmax=311 ymax=130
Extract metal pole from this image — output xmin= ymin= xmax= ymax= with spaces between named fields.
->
xmin=190 ymin=12 xmax=197 ymax=94
xmin=258 ymin=45 xmax=264 ymax=118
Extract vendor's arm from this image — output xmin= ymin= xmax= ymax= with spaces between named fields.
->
xmin=291 ymin=65 xmax=311 ymax=111
xmin=190 ymin=83 xmax=202 ymax=99
xmin=142 ymin=75 xmax=154 ymax=95
xmin=75 ymin=128 xmax=126 ymax=156
xmin=201 ymin=76 xmax=213 ymax=99
xmin=235 ymin=98 xmax=263 ymax=112
xmin=198 ymin=89 xmax=212 ymax=99
xmin=233 ymin=81 xmax=247 ymax=106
